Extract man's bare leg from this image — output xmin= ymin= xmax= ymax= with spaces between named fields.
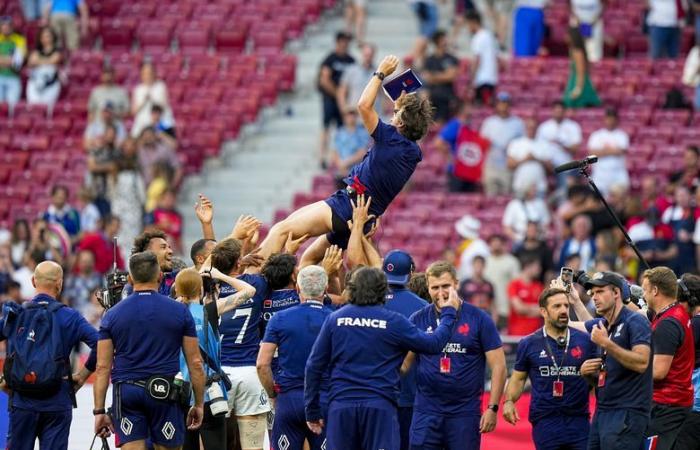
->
xmin=258 ymin=201 xmax=334 ymax=259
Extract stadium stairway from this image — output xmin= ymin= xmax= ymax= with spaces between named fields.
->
xmin=179 ymin=0 xmax=423 ymax=252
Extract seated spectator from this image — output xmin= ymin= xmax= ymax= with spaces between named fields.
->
xmin=145 ymin=162 xmax=174 ymax=212
xmin=332 ymin=108 xmax=370 ymax=188
xmin=131 ymin=62 xmax=173 ymax=138
xmin=484 ymin=233 xmax=521 ymax=330
xmin=640 ymin=175 xmax=672 ymax=213
xmin=145 ymin=190 xmax=183 ymax=254
xmin=421 ymin=29 xmax=459 ymax=124
xmin=76 ymin=186 xmax=101 ymax=234
xmin=466 ymin=11 xmax=499 ymax=105
xmin=88 ymin=65 xmax=129 ymax=120
xmin=558 ymin=214 xmax=596 ymax=270
xmin=83 ymin=102 xmax=127 ymax=151
xmin=44 ymin=0 xmax=89 ymax=51
xmin=506 ymin=256 xmax=543 ymax=336
xmin=42 ymin=185 xmax=80 ymax=238
xmin=62 ymin=249 xmax=102 ymax=312
xmin=682 ymin=36 xmax=700 ymax=109
xmin=506 ymin=117 xmax=553 ymax=198
xmin=646 ymin=0 xmax=682 ymax=59
xmin=571 ymin=0 xmax=604 ymax=63
xmin=9 ymin=219 xmax=31 ymax=268
xmin=629 ymin=207 xmax=677 ymax=268
xmin=151 ymin=104 xmax=177 ymax=146
xmin=480 ymin=92 xmax=525 ymax=195
xmin=86 ymin=123 xmax=119 ymax=213
xmin=455 ymin=215 xmax=490 ymax=280
xmin=137 ymin=126 xmax=182 ymax=186
xmin=26 ymin=26 xmax=63 ymax=107
xmin=512 ymin=0 xmax=546 ymax=56
xmin=669 ymin=145 xmax=700 ymax=190
xmin=458 ymin=255 xmax=497 ymax=322
xmin=536 ymin=101 xmax=582 ymax=190
xmin=587 ymin=108 xmax=629 ymax=196
xmin=108 ymin=139 xmax=145 ymax=258
xmin=513 ymin=221 xmax=553 ymax=282
xmin=0 ymin=17 xmax=26 ymax=109
xmin=502 ymin=183 xmax=551 ymax=244
xmin=563 ymin=25 xmax=601 ymax=108
xmin=76 ymin=214 xmax=124 ymax=274
xmin=662 ymin=185 xmax=697 ymax=274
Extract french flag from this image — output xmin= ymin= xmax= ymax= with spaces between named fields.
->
xmin=645 ymin=435 xmax=658 ymax=450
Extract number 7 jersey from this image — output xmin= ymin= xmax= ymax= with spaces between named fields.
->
xmin=219 ymin=273 xmax=269 ymax=367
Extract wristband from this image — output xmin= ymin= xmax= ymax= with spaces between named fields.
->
xmin=487 ymin=404 xmax=498 ymax=413
xmin=93 ymin=408 xmax=106 ymax=416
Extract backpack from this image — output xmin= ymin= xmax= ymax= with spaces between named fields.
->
xmin=2 ymin=301 xmax=69 ymax=398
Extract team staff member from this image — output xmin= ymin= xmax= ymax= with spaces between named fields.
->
xmin=124 ymin=230 xmax=178 ymax=297
xmin=93 ymin=251 xmax=206 ymax=448
xmin=305 ymin=267 xmax=460 ymax=450
xmin=382 ymin=250 xmax=428 ymax=450
xmin=504 ymin=288 xmax=596 ymax=450
xmin=567 ymin=272 xmax=653 ymax=450
xmin=404 ymin=261 xmax=506 ymax=450
xmin=257 ymin=265 xmax=334 ymax=450
xmin=2 ymin=261 xmax=98 ymax=450
xmin=642 ymin=267 xmax=695 ymax=450
xmin=675 ymin=273 xmax=700 ymax=450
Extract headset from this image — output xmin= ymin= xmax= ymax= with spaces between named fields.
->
xmin=678 ymin=275 xmax=700 ymax=307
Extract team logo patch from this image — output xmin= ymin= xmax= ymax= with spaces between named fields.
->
xmin=264 ymin=300 xmax=272 ymax=308
xmin=457 ymin=323 xmax=470 ymax=335
xmin=27 ymin=330 xmax=36 ymax=342
xmin=321 ymin=439 xmax=327 ymax=450
xmin=539 ymin=350 xmax=548 ymax=358
xmin=260 ymin=390 xmax=268 ymax=406
xmin=121 ymin=418 xmax=133 ymax=436
xmin=278 ymin=435 xmax=290 ymax=450
xmin=571 ymin=346 xmax=582 ymax=359
xmin=386 ymin=263 xmax=395 ymax=272
xmin=148 ymin=377 xmax=171 ymax=400
xmin=162 ymin=421 xmax=175 ymax=440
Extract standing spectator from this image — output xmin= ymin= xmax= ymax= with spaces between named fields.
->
xmin=337 ymin=42 xmax=378 ymax=113
xmin=63 ymin=249 xmax=102 ymax=312
xmin=43 ymin=185 xmax=80 ymax=238
xmin=20 ymin=0 xmax=45 ymax=21
xmin=344 ymin=0 xmax=367 ymax=44
xmin=26 ymin=26 xmax=63 ymax=107
xmin=83 ymin=102 xmax=127 ymax=151
xmin=484 ymin=233 xmax=521 ymax=329
xmin=502 ymin=184 xmax=551 ymax=244
xmin=86 ymin=122 xmax=119 ymax=213
xmin=466 ymin=11 xmax=499 ymax=105
xmin=682 ymin=37 xmax=700 ymax=109
xmin=571 ymin=0 xmax=604 ymax=62
xmin=513 ymin=0 xmax=547 ymax=56
xmin=513 ymin=222 xmax=554 ymax=282
xmin=76 ymin=186 xmax=101 ymax=234
xmin=458 ymin=255 xmax=497 ymax=321
xmin=587 ymin=108 xmax=629 ymax=196
xmin=0 ymin=17 xmax=26 ymax=109
xmin=480 ymin=92 xmax=525 ymax=195
xmin=317 ymin=32 xmax=355 ymax=168
xmin=76 ymin=214 xmax=124 ymax=274
xmin=536 ymin=101 xmax=583 ymax=190
xmin=455 ymin=215 xmax=490 ymax=281
xmin=145 ymin=190 xmax=183 ymax=254
xmin=629 ymin=207 xmax=678 ymax=268
xmin=137 ymin=126 xmax=182 ymax=186
xmin=647 ymin=0 xmax=683 ymax=59
xmin=409 ymin=0 xmax=440 ymax=64
xmin=558 ymin=214 xmax=596 ymax=270
xmin=662 ymin=185 xmax=697 ymax=274
xmin=331 ymin=108 xmax=370 ymax=188
xmin=422 ymin=29 xmax=459 ymax=125
xmin=131 ymin=61 xmax=173 ymax=138
xmin=507 ymin=257 xmax=544 ymax=336
xmin=9 ymin=219 xmax=31 ymax=268
xmin=88 ymin=65 xmax=129 ymax=120
xmin=506 ymin=118 xmax=553 ymax=198
xmin=563 ymin=25 xmax=601 ymax=108
xmin=43 ymin=0 xmax=89 ymax=51
xmin=109 ymin=139 xmax=146 ymax=258
xmin=669 ymin=145 xmax=700 ymax=190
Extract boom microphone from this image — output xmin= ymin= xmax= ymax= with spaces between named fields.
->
xmin=554 ymin=155 xmax=598 ymax=174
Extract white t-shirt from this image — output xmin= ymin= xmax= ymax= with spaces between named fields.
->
xmin=457 ymin=238 xmax=491 ymax=281
xmin=470 ymin=28 xmax=499 ymax=87
xmin=506 ymin=136 xmax=552 ymax=195
xmin=647 ymin=0 xmax=681 ymax=27
xmin=480 ymin=115 xmax=526 ymax=169
xmin=536 ymin=118 xmax=583 ymax=166
xmin=587 ymin=127 xmax=630 ymax=194
xmin=571 ymin=0 xmax=602 ymax=24
xmin=502 ymin=198 xmax=551 ymax=242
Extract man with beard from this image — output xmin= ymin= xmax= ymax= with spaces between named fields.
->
xmin=503 ymin=288 xmax=596 ymax=450
xmin=123 ymin=230 xmax=177 ymax=297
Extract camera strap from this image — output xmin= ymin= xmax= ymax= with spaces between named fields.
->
xmin=201 ymin=303 xmax=231 ymax=391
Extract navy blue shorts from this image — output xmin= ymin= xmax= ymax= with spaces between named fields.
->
xmin=114 ymin=383 xmax=186 ymax=447
xmin=409 ymin=410 xmax=480 ymax=450
xmin=397 ymin=407 xmax=413 ymax=450
xmin=8 ymin=407 xmax=72 ymax=450
xmin=588 ymin=409 xmax=649 ymax=450
xmin=272 ymin=389 xmax=326 ymax=450
xmin=324 ymin=190 xmax=377 ymax=249
xmin=326 ymin=399 xmax=400 ymax=450
xmin=532 ymin=415 xmax=589 ymax=450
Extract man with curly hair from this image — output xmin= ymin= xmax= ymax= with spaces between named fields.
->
xmin=122 ymin=229 xmax=177 ymax=297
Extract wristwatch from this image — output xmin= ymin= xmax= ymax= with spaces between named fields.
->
xmin=373 ymin=71 xmax=386 ymax=81
xmin=93 ymin=408 xmax=106 ymax=416
xmin=487 ymin=404 xmax=499 ymax=413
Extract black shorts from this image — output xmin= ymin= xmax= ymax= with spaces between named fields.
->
xmin=322 ymin=96 xmax=342 ymax=128
xmin=646 ymin=402 xmax=691 ymax=450
xmin=674 ymin=410 xmax=700 ymax=450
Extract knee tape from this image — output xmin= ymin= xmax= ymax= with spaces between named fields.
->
xmin=237 ymin=416 xmax=267 ymax=449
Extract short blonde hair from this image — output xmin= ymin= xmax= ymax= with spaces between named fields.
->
xmin=175 ymin=268 xmax=203 ymax=301
xmin=426 ymin=260 xmax=457 ymax=283
xmin=642 ymin=266 xmax=677 ymax=299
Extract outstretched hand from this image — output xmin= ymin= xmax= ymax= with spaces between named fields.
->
xmin=321 ymin=245 xmax=343 ymax=276
xmin=349 ymin=195 xmax=375 ymax=230
xmin=378 ymin=55 xmax=400 ymax=77
xmin=231 ymin=215 xmax=262 ymax=241
xmin=194 ymin=194 xmax=213 ymax=225
xmin=285 ymin=233 xmax=309 ymax=255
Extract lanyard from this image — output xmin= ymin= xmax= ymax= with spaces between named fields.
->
xmin=541 ymin=327 xmax=569 ymax=381
xmin=652 ymin=302 xmax=678 ymax=322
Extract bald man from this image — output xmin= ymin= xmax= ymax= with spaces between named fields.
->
xmin=0 ymin=261 xmax=99 ymax=450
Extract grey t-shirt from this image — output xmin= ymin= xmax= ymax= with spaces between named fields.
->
xmin=480 ymin=114 xmax=525 ymax=169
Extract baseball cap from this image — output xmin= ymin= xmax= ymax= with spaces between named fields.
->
xmin=455 ymin=215 xmax=481 ymax=239
xmin=584 ymin=271 xmax=624 ymax=291
xmin=383 ymin=250 xmax=415 ymax=285
xmin=496 ymin=92 xmax=512 ymax=103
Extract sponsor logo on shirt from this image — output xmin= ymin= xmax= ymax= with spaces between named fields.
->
xmin=539 ymin=350 xmax=548 ymax=358
xmin=614 ymin=323 xmax=624 ymax=338
xmin=426 ymin=326 xmax=433 ymax=334
xmin=337 ymin=317 xmax=387 ymax=329
xmin=538 ymin=365 xmax=581 ymax=377
xmin=442 ymin=343 xmax=468 ymax=354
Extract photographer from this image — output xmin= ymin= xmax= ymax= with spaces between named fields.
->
xmin=675 ymin=273 xmax=700 ymax=450
xmin=175 ymin=268 xmax=257 ymax=450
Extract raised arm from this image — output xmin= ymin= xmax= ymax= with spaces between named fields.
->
xmin=346 ymin=195 xmax=375 ymax=269
xmin=590 ymin=322 xmax=650 ymax=374
xmin=194 ymin=194 xmax=215 ymax=241
xmin=200 ymin=267 xmax=256 ymax=315
xmin=358 ymin=55 xmax=399 ymax=134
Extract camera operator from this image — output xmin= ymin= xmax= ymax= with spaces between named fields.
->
xmin=175 ymin=268 xmax=257 ymax=450
xmin=642 ymin=267 xmax=695 ymax=450
xmin=123 ymin=230 xmax=178 ymax=297
xmin=675 ymin=273 xmax=700 ymax=450
xmin=93 ymin=251 xmax=206 ymax=448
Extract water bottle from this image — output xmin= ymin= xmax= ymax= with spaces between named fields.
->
xmin=173 ymin=372 xmax=184 ymax=388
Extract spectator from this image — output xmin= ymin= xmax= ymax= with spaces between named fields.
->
xmin=131 ymin=61 xmax=173 ymax=138
xmin=409 ymin=0 xmax=440 ymax=64
xmin=647 ymin=0 xmax=682 ymax=59
xmin=641 ymin=175 xmax=672 ymax=213
xmin=20 ymin=0 xmax=45 ymax=21
xmin=43 ymin=0 xmax=89 ymax=51
xmin=150 ymin=104 xmax=177 ymax=146
xmin=506 ymin=256 xmax=543 ymax=336
xmin=332 ymin=108 xmax=370 ymax=188
xmin=484 ymin=233 xmax=521 ymax=329
xmin=484 ymin=0 xmax=516 ymax=51
xmin=563 ymin=25 xmax=601 ymax=108
xmin=86 ymin=122 xmax=119 ymax=213
xmin=558 ymin=214 xmax=596 ymax=270
xmin=337 ymin=42 xmax=378 ymax=113
xmin=458 ymin=255 xmax=497 ymax=321
xmin=455 ymin=215 xmax=490 ymax=281
xmin=571 ymin=0 xmax=604 ymax=62
xmin=629 ymin=207 xmax=677 ymax=269
xmin=9 ymin=219 xmax=31 ymax=268
xmin=662 ymin=185 xmax=696 ymax=274
xmin=587 ymin=108 xmax=629 ymax=196
xmin=502 ymin=183 xmax=551 ymax=244
xmin=506 ymin=117 xmax=553 ymax=198
xmin=480 ymin=92 xmax=525 ymax=195
xmin=683 ymin=35 xmax=700 ymax=109
xmin=344 ymin=0 xmax=367 ymax=44
xmin=136 ymin=126 xmax=182 ymax=186
xmin=109 ymin=138 xmax=146 ymax=258
xmin=84 ymin=102 xmax=127 ymax=152
xmin=145 ymin=190 xmax=183 ymax=254
xmin=76 ymin=214 xmax=124 ymax=274
xmin=512 ymin=0 xmax=547 ymax=57
xmin=12 ymin=248 xmax=45 ymax=300
xmin=669 ymin=145 xmax=700 ymax=190
xmin=0 ymin=244 xmax=14 ymax=297
xmin=513 ymin=221 xmax=554 ymax=282
xmin=536 ymin=101 xmax=583 ymax=190
xmin=26 ymin=26 xmax=63 ymax=107
xmin=43 ymin=185 xmax=80 ymax=238
xmin=422 ymin=29 xmax=459 ymax=124
xmin=63 ymin=249 xmax=102 ymax=312
xmin=83 ymin=288 xmax=103 ymax=327
xmin=88 ymin=65 xmax=129 ymax=120
xmin=466 ymin=11 xmax=499 ymax=105
xmin=317 ymin=31 xmax=355 ymax=168
xmin=0 ymin=17 xmax=26 ymax=109
xmin=145 ymin=161 xmax=174 ymax=213
xmin=76 ymin=186 xmax=101 ymax=234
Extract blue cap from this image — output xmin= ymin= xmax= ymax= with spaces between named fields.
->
xmin=382 ymin=250 xmax=415 ymax=285
xmin=496 ymin=91 xmax=511 ymax=103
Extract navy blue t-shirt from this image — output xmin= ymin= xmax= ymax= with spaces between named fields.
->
xmin=219 ymin=273 xmax=268 ymax=367
xmin=411 ymin=302 xmax=502 ymax=416
xmin=514 ymin=328 xmax=596 ymax=424
xmin=345 ymin=120 xmax=422 ymax=216
xmin=305 ymin=304 xmax=457 ymax=421
xmin=262 ymin=301 xmax=333 ymax=392
xmin=99 ymin=290 xmax=196 ymax=383
xmin=123 ymin=270 xmax=178 ymax=298
xmin=585 ymin=307 xmax=653 ymax=414
xmin=261 ymin=288 xmax=300 ymax=331
xmin=384 ymin=286 xmax=428 ymax=407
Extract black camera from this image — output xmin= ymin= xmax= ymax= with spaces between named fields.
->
xmin=573 ymin=270 xmax=590 ymax=286
xmin=96 ymin=270 xmax=129 ymax=310
xmin=202 ymin=275 xmax=220 ymax=297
